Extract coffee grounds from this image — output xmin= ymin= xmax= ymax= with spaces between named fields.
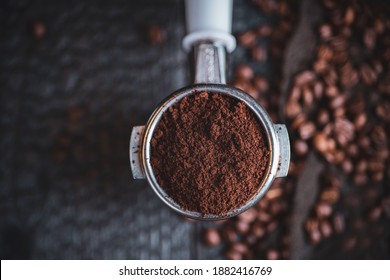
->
xmin=150 ymin=91 xmax=270 ymax=216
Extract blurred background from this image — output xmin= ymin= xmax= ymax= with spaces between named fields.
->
xmin=0 ymin=0 xmax=389 ymax=259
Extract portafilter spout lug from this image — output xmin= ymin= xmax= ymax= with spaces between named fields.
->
xmin=130 ymin=126 xmax=145 ymax=179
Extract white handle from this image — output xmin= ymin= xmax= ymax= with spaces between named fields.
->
xmin=183 ymin=0 xmax=236 ymax=53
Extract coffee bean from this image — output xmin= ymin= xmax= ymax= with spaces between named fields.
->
xmin=368 ymin=207 xmax=382 ymax=221
xmin=342 ymin=236 xmax=357 ymax=251
xmin=298 ymin=122 xmax=316 ymax=140
xmin=363 ymin=28 xmax=376 ymax=50
xmin=353 ymin=172 xmax=368 ymax=186
xmin=32 ymin=20 xmax=45 ymax=38
xmin=381 ymin=197 xmax=390 ymax=218
xmin=360 ymin=64 xmax=377 ymax=85
xmin=316 ymin=109 xmax=329 ymax=126
xmin=332 ymin=214 xmax=345 ymax=234
xmin=238 ymin=30 xmax=257 ymax=48
xmin=252 ymin=46 xmax=267 ymax=62
xmin=235 ymin=65 xmax=254 ymax=80
xmin=266 ymin=249 xmax=279 ymax=260
xmin=266 ymin=221 xmax=278 ymax=233
xmin=295 ymin=71 xmax=316 ymax=86
xmin=319 ymin=22 xmax=331 ymax=36
xmin=302 ymin=86 xmax=315 ymax=107
xmin=341 ymin=160 xmax=353 ymax=174
xmin=238 ymin=207 xmax=258 ymax=223
xmin=353 ymin=113 xmax=367 ymax=130
xmin=285 ymin=101 xmax=301 ymax=118
xmin=292 ymin=139 xmax=308 ymax=156
xmin=313 ymin=132 xmax=330 ymax=153
xmin=250 ymin=222 xmax=266 ymax=239
xmin=320 ymin=220 xmax=332 ymax=238
xmin=317 ymin=44 xmax=334 ymax=61
xmin=309 ymin=229 xmax=322 ymax=244
xmin=147 ymin=25 xmax=166 ymax=45
xmin=376 ymin=102 xmax=390 ymax=122
xmin=315 ymin=202 xmax=332 ymax=217
xmin=225 ymin=249 xmax=242 ymax=260
xmin=325 ymin=85 xmax=339 ymax=97
xmin=222 ymin=226 xmax=238 ymax=243
xmin=258 ymin=212 xmax=271 ymax=223
xmin=203 ymin=228 xmax=221 ymax=247
xmin=344 ymin=6 xmax=355 ymax=25
xmin=256 ymin=24 xmax=273 ymax=37
xmin=235 ymin=220 xmax=250 ymax=235
xmin=230 ymin=242 xmax=248 ymax=254
xmin=313 ymin=60 xmax=329 ymax=74
xmin=320 ymin=188 xmax=339 ymax=204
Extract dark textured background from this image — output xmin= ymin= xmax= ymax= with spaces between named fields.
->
xmin=0 ymin=0 xmax=264 ymax=259
xmin=1 ymin=0 xmax=389 ymax=259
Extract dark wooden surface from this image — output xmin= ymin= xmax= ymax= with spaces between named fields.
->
xmin=0 ymin=0 xmax=267 ymax=259
xmin=1 ymin=0 xmax=388 ymax=260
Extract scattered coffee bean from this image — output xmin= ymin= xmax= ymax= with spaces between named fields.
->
xmin=203 ymin=228 xmax=221 ymax=247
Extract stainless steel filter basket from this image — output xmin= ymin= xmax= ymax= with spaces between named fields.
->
xmin=130 ymin=83 xmax=290 ymax=220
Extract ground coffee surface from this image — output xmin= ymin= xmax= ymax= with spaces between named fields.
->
xmin=150 ymin=91 xmax=270 ymax=216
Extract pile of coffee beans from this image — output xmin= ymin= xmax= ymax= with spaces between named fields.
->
xmin=202 ymin=0 xmax=390 ymax=259
xmin=285 ymin=0 xmax=389 ymax=252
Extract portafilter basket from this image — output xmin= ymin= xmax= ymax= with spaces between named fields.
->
xmin=129 ymin=0 xmax=290 ymax=220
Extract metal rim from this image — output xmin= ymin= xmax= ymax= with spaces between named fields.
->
xmin=142 ymin=84 xmax=280 ymax=220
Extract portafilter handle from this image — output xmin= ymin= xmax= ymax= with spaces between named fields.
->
xmin=183 ymin=0 xmax=236 ymax=84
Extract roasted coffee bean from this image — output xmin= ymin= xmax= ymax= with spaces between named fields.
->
xmin=353 ymin=172 xmax=368 ymax=186
xmin=235 ymin=64 xmax=254 ymax=80
xmin=222 ymin=225 xmax=238 ymax=243
xmin=302 ymin=87 xmax=314 ymax=107
xmin=381 ymin=197 xmax=390 ymax=218
xmin=238 ymin=30 xmax=257 ymax=48
xmin=250 ymin=222 xmax=266 ymax=239
xmin=341 ymin=160 xmax=353 ymax=174
xmin=231 ymin=242 xmax=248 ymax=254
xmin=319 ymin=24 xmax=332 ymax=40
xmin=293 ymin=139 xmax=308 ymax=156
xmin=285 ymin=101 xmax=301 ymax=118
xmin=298 ymin=122 xmax=316 ymax=140
xmin=147 ymin=25 xmax=166 ymax=45
xmin=235 ymin=220 xmax=250 ymax=235
xmin=342 ymin=236 xmax=357 ymax=251
xmin=353 ymin=113 xmax=367 ymax=130
xmin=295 ymin=71 xmax=316 ymax=86
xmin=368 ymin=207 xmax=382 ymax=221
xmin=363 ymin=28 xmax=376 ymax=50
xmin=320 ymin=188 xmax=339 ymax=204
xmin=203 ymin=228 xmax=221 ymax=247
xmin=313 ymin=132 xmax=330 ymax=153
xmin=315 ymin=202 xmax=332 ymax=217
xmin=309 ymin=229 xmax=321 ymax=244
xmin=266 ymin=221 xmax=278 ymax=233
xmin=266 ymin=249 xmax=280 ymax=260
xmin=266 ymin=187 xmax=283 ymax=201
xmin=252 ymin=46 xmax=267 ymax=62
xmin=238 ymin=208 xmax=258 ymax=223
xmin=360 ymin=64 xmax=377 ymax=85
xmin=32 ymin=20 xmax=45 ymax=38
xmin=344 ymin=6 xmax=355 ymax=25
xmin=253 ymin=76 xmax=269 ymax=93
xmin=256 ymin=24 xmax=273 ymax=37
xmin=317 ymin=44 xmax=334 ymax=61
xmin=332 ymin=213 xmax=345 ymax=234
xmin=319 ymin=220 xmax=332 ymax=238
xmin=225 ymin=249 xmax=242 ymax=260
xmin=376 ymin=102 xmax=390 ymax=122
